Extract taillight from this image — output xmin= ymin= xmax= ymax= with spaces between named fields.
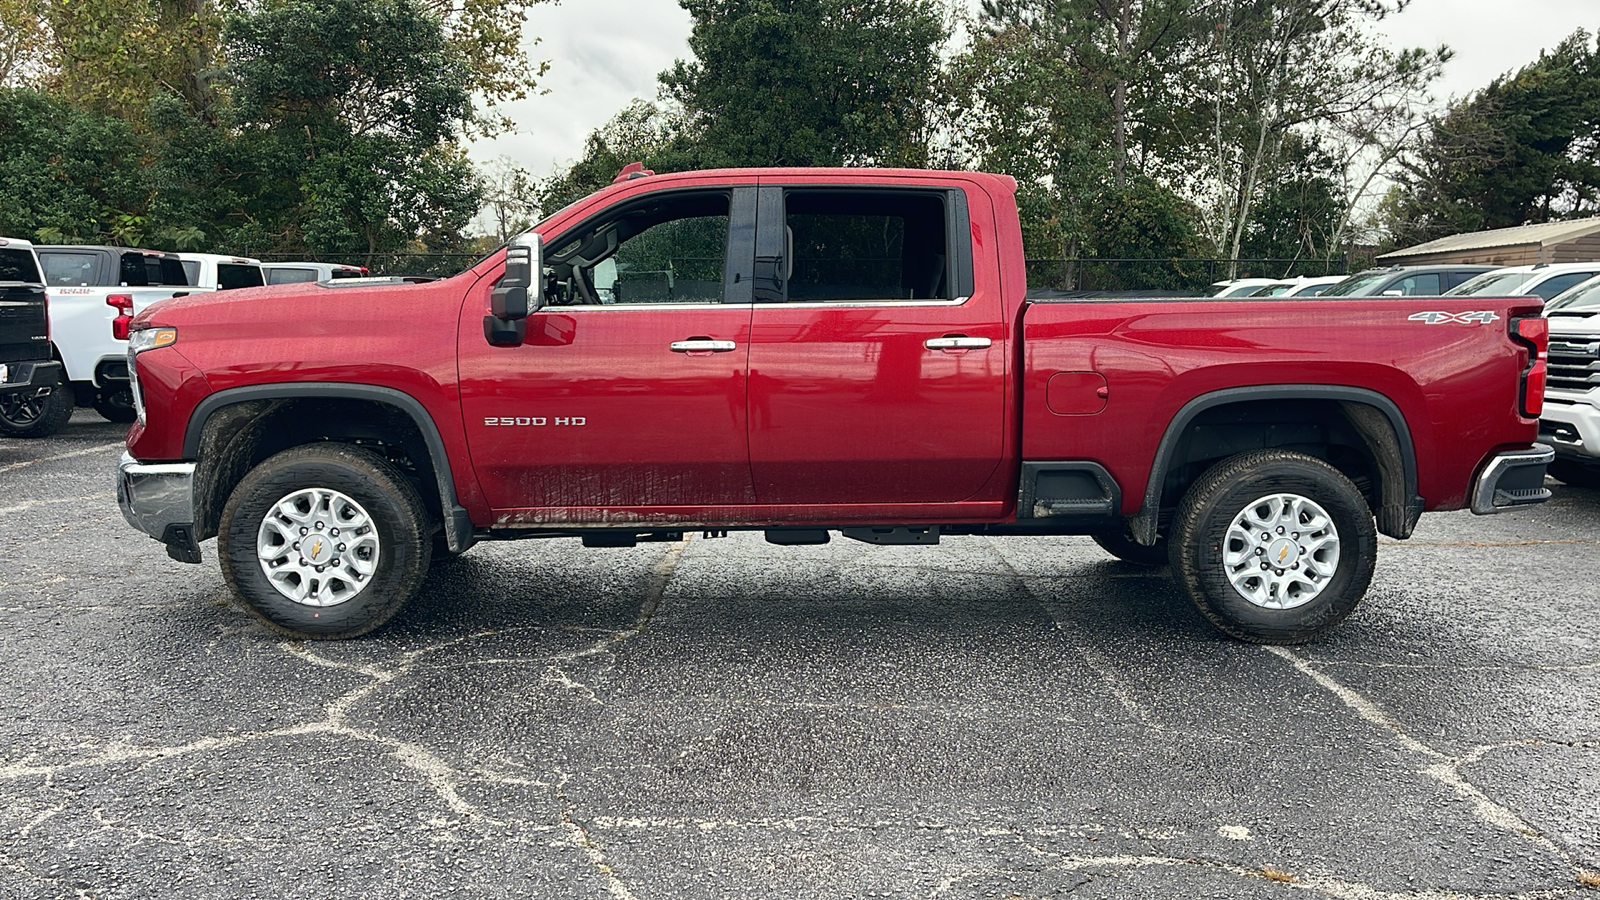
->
xmin=1513 ymin=317 xmax=1547 ymax=418
xmin=108 ymin=294 xmax=134 ymax=341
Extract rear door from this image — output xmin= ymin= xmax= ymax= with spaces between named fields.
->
xmin=459 ymin=186 xmax=760 ymax=513
xmin=744 ymin=181 xmax=1006 ymax=506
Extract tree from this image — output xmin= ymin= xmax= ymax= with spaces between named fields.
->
xmin=0 ymin=87 xmax=145 ymax=242
xmin=223 ymin=0 xmax=484 ymax=257
xmin=660 ymin=0 xmax=950 ymax=168
xmin=1165 ymin=0 xmax=1446 ymax=277
xmin=1383 ymin=28 xmax=1600 ymax=249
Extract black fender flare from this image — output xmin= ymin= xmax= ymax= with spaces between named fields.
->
xmin=1131 ymin=384 xmax=1422 ymax=545
xmin=184 ymin=383 xmax=472 ymax=552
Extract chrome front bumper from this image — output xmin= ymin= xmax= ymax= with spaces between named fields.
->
xmin=1470 ymin=443 xmax=1554 ymax=514
xmin=116 ymin=452 xmax=202 ymax=562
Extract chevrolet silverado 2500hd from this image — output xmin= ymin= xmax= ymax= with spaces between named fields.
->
xmin=116 ymin=167 xmax=1553 ymax=643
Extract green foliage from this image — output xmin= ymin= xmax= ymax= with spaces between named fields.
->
xmin=536 ymin=100 xmax=700 ymax=214
xmin=1384 ymin=28 xmax=1600 ymax=249
xmin=1083 ymin=175 xmax=1210 ymax=289
xmin=660 ymin=0 xmax=949 ymax=168
xmin=1239 ymin=135 xmax=1343 ymax=264
xmin=0 ymin=87 xmax=144 ymax=242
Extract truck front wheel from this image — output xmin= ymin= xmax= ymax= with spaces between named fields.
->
xmin=1169 ymin=450 xmax=1376 ymax=644
xmin=218 ymin=444 xmax=430 ymax=639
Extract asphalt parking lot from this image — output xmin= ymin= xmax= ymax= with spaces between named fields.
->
xmin=1 ymin=412 xmax=1597 ymax=899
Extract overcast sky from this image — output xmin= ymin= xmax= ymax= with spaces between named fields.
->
xmin=465 ymin=0 xmax=1600 ymax=184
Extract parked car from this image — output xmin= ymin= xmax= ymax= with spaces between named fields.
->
xmin=177 ymin=253 xmax=266 ymax=291
xmin=1209 ymin=278 xmax=1278 ymax=297
xmin=1245 ymin=276 xmax=1347 ymax=297
xmin=118 ymin=165 xmax=1551 ymax=644
xmin=0 ymin=237 xmax=71 ymax=437
xmin=1445 ymin=262 xmax=1600 ymax=302
xmin=1321 ymin=265 xmax=1495 ymax=297
xmin=35 ymin=244 xmax=200 ymax=422
xmin=262 ymin=262 xmax=368 ymax=285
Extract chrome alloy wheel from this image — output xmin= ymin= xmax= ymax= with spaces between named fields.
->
xmin=1222 ymin=493 xmax=1341 ymax=610
xmin=256 ymin=487 xmax=381 ymax=607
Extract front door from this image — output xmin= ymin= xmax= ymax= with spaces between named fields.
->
xmin=745 ymin=184 xmax=1007 ymax=506
xmin=459 ymin=187 xmax=757 ymax=515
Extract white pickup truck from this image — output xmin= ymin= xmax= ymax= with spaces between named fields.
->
xmin=1542 ymin=280 xmax=1600 ymax=488
xmin=35 ymin=245 xmax=206 ymax=422
xmin=177 ymin=253 xmax=265 ymax=291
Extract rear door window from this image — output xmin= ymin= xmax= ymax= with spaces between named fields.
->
xmin=1530 ymin=272 xmax=1598 ymax=300
xmin=780 ymin=191 xmax=955 ymax=302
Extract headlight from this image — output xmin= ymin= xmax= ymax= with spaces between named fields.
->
xmin=127 ymin=327 xmax=178 ymax=425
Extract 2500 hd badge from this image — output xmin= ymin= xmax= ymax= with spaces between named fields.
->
xmin=484 ymin=416 xmax=587 ymax=426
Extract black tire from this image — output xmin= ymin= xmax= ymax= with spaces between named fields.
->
xmin=0 ymin=371 xmax=75 ymax=438
xmin=93 ymin=386 xmax=137 ymax=423
xmin=1092 ymin=528 xmax=1169 ymax=567
xmin=1549 ymin=459 xmax=1600 ymax=489
xmin=218 ymin=443 xmax=431 ymax=639
xmin=1169 ymin=450 xmax=1376 ymax=644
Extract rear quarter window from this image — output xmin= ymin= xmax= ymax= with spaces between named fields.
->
xmin=218 ymin=263 xmax=265 ymax=290
xmin=268 ymin=267 xmax=318 ymax=284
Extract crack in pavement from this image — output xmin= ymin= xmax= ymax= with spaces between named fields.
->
xmin=1267 ymin=647 xmax=1582 ymax=872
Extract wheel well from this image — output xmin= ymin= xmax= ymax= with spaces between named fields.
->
xmin=1147 ymin=397 xmax=1416 ymax=540
xmin=190 ymin=398 xmax=443 ymax=543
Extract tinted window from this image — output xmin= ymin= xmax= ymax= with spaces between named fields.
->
xmin=119 ymin=253 xmax=151 ymax=286
xmin=1548 ymin=278 xmax=1600 ymax=311
xmin=1531 ymin=272 xmax=1597 ymax=300
xmin=157 ymin=258 xmax=188 ymax=286
xmin=1446 ymin=272 xmax=1528 ymax=296
xmin=784 ymin=191 xmax=951 ymax=301
xmin=218 ymin=263 xmax=265 ymax=290
xmin=268 ymin=267 xmax=318 ymax=284
xmin=0 ymin=249 xmax=41 ymax=283
xmin=330 ymin=269 xmax=363 ymax=279
xmin=39 ymin=251 xmax=98 ymax=285
xmin=181 ymin=260 xmax=200 ymax=285
xmin=1390 ymin=273 xmax=1441 ymax=295
xmin=1322 ymin=271 xmax=1392 ymax=297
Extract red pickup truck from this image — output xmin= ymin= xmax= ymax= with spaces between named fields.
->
xmin=116 ymin=166 xmax=1553 ymax=643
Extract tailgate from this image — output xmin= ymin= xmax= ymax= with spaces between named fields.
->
xmin=0 ymin=282 xmax=50 ymax=363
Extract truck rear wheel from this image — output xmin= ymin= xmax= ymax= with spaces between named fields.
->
xmin=1169 ymin=450 xmax=1376 ymax=644
xmin=218 ymin=443 xmax=430 ymax=639
xmin=0 ymin=371 xmax=75 ymax=438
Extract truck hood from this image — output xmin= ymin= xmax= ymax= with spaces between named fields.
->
xmin=134 ymin=276 xmax=447 ymax=325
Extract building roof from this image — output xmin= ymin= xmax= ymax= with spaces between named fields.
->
xmin=1378 ymin=216 xmax=1600 ymax=260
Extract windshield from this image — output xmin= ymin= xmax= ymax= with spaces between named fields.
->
xmin=1321 ymin=271 xmax=1393 ymax=297
xmin=1445 ymin=272 xmax=1529 ymax=296
xmin=1548 ymin=277 xmax=1600 ymax=311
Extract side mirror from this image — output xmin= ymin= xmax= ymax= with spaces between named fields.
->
xmin=486 ymin=233 xmax=544 ymax=347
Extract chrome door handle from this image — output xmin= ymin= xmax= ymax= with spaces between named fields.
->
xmin=925 ymin=336 xmax=991 ymax=350
xmin=670 ymin=339 xmax=737 ymax=352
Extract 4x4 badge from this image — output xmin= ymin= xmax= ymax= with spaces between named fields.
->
xmin=1409 ymin=311 xmax=1500 ymax=325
